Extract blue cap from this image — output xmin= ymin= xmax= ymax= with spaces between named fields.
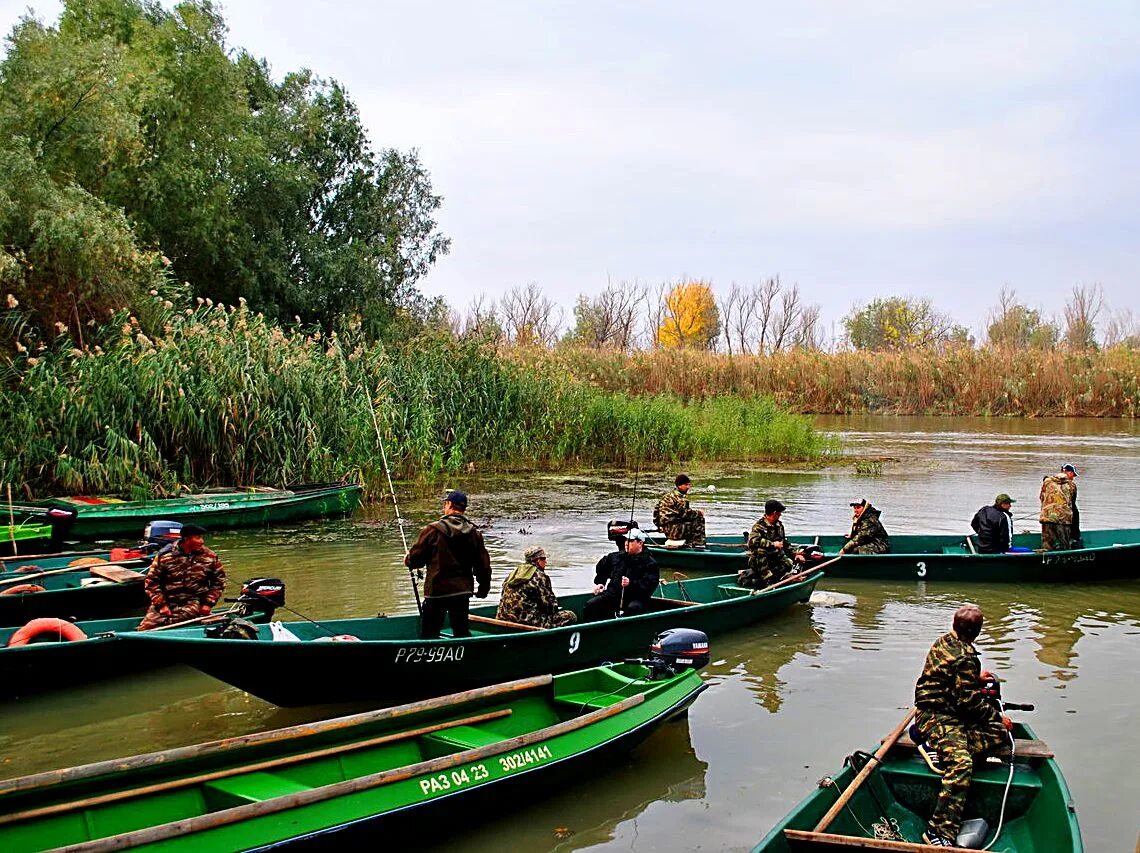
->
xmin=443 ymin=489 xmax=468 ymax=510
xmin=1061 ymin=464 xmax=1078 ymax=477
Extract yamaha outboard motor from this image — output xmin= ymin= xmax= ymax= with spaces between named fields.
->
xmin=230 ymin=577 xmax=286 ymax=617
xmin=607 ymin=519 xmax=639 ymax=544
xmin=642 ymin=628 xmax=710 ymax=679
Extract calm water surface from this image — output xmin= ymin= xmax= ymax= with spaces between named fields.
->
xmin=1 ymin=416 xmax=1137 ymax=851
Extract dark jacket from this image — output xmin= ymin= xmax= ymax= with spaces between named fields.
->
xmin=971 ymin=504 xmax=1012 ymax=553
xmin=914 ymin=631 xmax=1001 ymax=724
xmin=594 ymin=549 xmax=623 ymax=586
xmin=599 ymin=550 xmax=659 ymax=604
xmin=405 ymin=514 xmax=492 ymax=598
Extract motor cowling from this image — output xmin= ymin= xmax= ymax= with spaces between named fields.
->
xmin=233 ymin=577 xmax=285 ymax=615
xmin=649 ymin=628 xmax=710 ymax=674
xmin=143 ymin=520 xmax=182 ymax=545
xmin=607 ymin=519 xmax=639 ymax=543
xmin=797 ymin=545 xmax=826 ymax=563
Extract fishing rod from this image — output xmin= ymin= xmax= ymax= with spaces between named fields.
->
xmin=629 ymin=456 xmax=640 ymax=525
xmin=368 ymin=392 xmax=421 ymax=615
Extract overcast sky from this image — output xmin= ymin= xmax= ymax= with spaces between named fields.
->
xmin=4 ymin=1 xmax=1139 ymax=341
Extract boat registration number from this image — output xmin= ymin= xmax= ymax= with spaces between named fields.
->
xmin=417 ymin=745 xmax=554 ymax=797
xmin=189 ymin=502 xmax=232 ymax=511
xmin=394 ymin=646 xmax=465 ymax=664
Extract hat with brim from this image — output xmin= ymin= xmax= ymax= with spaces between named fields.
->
xmin=995 ymin=493 xmax=1015 ymax=505
xmin=180 ymin=523 xmax=207 ymax=537
xmin=764 ymin=499 xmax=786 ymax=514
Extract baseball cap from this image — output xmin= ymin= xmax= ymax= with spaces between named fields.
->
xmin=1061 ymin=464 xmax=1078 ymax=477
xmin=626 ymin=528 xmax=647 ymax=542
xmin=180 ymin=523 xmax=207 ymax=537
xmin=995 ymin=493 xmax=1015 ymax=504
xmin=443 ymin=489 xmax=468 ymax=510
xmin=764 ymin=499 xmax=786 ymax=514
xmin=849 ymin=498 xmax=867 ymax=508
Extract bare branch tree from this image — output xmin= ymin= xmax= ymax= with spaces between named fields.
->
xmin=770 ymin=282 xmax=802 ymax=352
xmin=1063 ymin=283 xmax=1104 ymax=350
xmin=567 ymin=279 xmax=647 ymax=350
xmin=499 ymin=282 xmax=563 ymax=347
xmin=718 ymin=284 xmax=742 ymax=355
xmin=1102 ymin=307 xmax=1139 ymax=348
xmin=795 ymin=303 xmax=824 ymax=351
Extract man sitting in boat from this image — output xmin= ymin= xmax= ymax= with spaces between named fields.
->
xmin=738 ymin=499 xmax=805 ymax=588
xmin=970 ymin=494 xmax=1015 ymax=553
xmin=1038 ymin=466 xmax=1076 ymax=551
xmin=496 ymin=546 xmax=577 ymax=628
xmin=839 ymin=499 xmax=890 ymax=554
xmin=583 ymin=529 xmax=659 ymax=620
xmin=913 ymin=604 xmax=1011 ymax=847
xmin=653 ymin=474 xmax=706 ymax=546
xmin=137 ymin=524 xmax=226 ymax=630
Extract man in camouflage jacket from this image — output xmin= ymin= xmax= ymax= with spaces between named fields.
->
xmin=739 ymin=499 xmax=802 ymax=588
xmin=913 ymin=604 xmax=1011 ymax=846
xmin=138 ymin=524 xmax=226 ymax=630
xmin=496 ymin=546 xmax=577 ymax=629
xmin=1038 ymin=466 xmax=1076 ymax=551
xmin=653 ymin=474 xmax=706 ymax=545
xmin=840 ymin=499 xmax=890 ymax=554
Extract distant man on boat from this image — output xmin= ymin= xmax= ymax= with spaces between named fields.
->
xmin=137 ymin=523 xmax=226 ymax=631
xmin=914 ymin=604 xmax=1011 ymax=847
xmin=1061 ymin=463 xmax=1081 ymax=547
xmin=406 ymin=490 xmax=492 ymax=639
xmin=738 ymin=499 xmax=805 ymax=588
xmin=971 ymin=494 xmax=1015 ymax=554
xmin=583 ymin=528 xmax=659 ymax=620
xmin=653 ymin=474 xmax=706 ymax=546
xmin=496 ymin=546 xmax=577 ymax=629
xmin=839 ymin=499 xmax=890 ymax=554
xmin=1039 ymin=465 xmax=1077 ymax=551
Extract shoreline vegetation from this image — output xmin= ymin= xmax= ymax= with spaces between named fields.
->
xmin=2 ymin=304 xmax=832 ymax=499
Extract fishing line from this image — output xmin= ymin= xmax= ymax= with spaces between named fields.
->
xmin=983 ymin=730 xmax=1017 ymax=851
xmin=275 ymin=603 xmax=341 ymax=638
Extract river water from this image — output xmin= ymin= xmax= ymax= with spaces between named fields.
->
xmin=2 ymin=416 xmax=1137 ymax=851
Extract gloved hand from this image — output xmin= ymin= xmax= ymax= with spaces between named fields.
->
xmin=475 ymin=584 xmax=489 ymax=599
xmin=1001 ymin=715 xmax=1013 ymax=732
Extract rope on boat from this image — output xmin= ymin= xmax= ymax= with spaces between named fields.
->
xmin=983 ymin=731 xmax=1017 ymax=851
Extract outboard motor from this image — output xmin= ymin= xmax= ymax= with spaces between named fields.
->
xmin=143 ymin=520 xmax=183 ymax=546
xmin=45 ymin=505 xmax=78 ymax=548
xmin=633 ymin=628 xmax=710 ymax=679
xmin=607 ymin=519 xmax=640 ymax=544
xmin=796 ymin=544 xmax=827 ymax=564
xmin=229 ymin=577 xmax=286 ymax=618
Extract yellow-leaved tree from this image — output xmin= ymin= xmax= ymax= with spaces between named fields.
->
xmin=657 ymin=281 xmax=720 ymax=349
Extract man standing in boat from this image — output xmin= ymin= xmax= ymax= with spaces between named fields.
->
xmin=406 ymin=490 xmax=492 ymax=639
xmin=496 ymin=546 xmax=577 ymax=628
xmin=913 ymin=604 xmax=1011 ymax=847
xmin=137 ymin=524 xmax=226 ymax=630
xmin=971 ymin=494 xmax=1015 ymax=553
xmin=653 ymin=474 xmax=706 ymax=546
xmin=1038 ymin=465 xmax=1076 ymax=551
xmin=839 ymin=498 xmax=890 ymax=554
xmin=739 ymin=499 xmax=805 ymax=588
xmin=583 ymin=528 xmax=659 ymax=620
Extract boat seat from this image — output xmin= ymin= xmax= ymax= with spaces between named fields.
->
xmin=422 ymin=724 xmax=504 ymax=751
xmin=941 ymin=545 xmax=969 ymax=555
xmin=718 ymin=584 xmax=757 ymax=599
xmin=896 ymin=733 xmax=1054 ymax=759
xmin=203 ymin=771 xmax=312 ymax=807
xmin=880 ymin=759 xmax=1043 ymax=790
xmin=647 ymin=596 xmax=698 ymax=610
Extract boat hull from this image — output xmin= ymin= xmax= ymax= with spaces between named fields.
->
xmin=116 ymin=571 xmax=821 ymax=706
xmin=645 ymin=528 xmax=1140 ymax=582
xmin=0 ymin=574 xmax=146 ymax=627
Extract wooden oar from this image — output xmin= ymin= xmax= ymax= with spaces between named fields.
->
xmin=765 ymin=555 xmax=842 ymax=592
xmin=0 ymin=709 xmax=514 ymax=826
xmin=965 ymin=536 xmax=977 ymax=555
xmin=144 ymin=608 xmax=242 ymax=632
xmin=0 ymin=558 xmax=147 ymax=586
xmin=468 ymin=613 xmax=542 ymax=632
xmin=50 ymin=693 xmax=645 ymax=852
xmin=812 ymin=708 xmax=915 ymax=833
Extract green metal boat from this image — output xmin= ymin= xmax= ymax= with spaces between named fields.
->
xmin=640 ymin=527 xmax=1140 ymax=582
xmin=0 ymin=562 xmax=149 ymax=627
xmin=0 ymin=523 xmax=55 ymax=557
xmin=115 ymin=570 xmax=822 ymax=706
xmin=0 ymin=652 xmax=707 ymax=852
xmin=751 ymin=719 xmax=1081 ymax=852
xmin=29 ymin=482 xmax=363 ymax=541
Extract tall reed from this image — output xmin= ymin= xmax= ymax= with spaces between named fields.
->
xmin=1 ymin=304 xmax=830 ymax=497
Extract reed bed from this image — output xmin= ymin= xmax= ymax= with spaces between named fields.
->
xmin=515 ymin=347 xmax=1140 ymax=417
xmin=0 ymin=305 xmax=829 ymax=497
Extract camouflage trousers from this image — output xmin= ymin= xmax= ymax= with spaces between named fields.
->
xmin=663 ymin=510 xmax=706 ymax=546
xmin=1040 ymin=522 xmax=1071 ymax=552
xmin=137 ymin=602 xmax=204 ymax=631
xmin=545 ymin=610 xmax=578 ymax=628
xmin=915 ymin=710 xmax=1009 ymax=840
xmin=737 ymin=555 xmax=793 ymax=589
xmin=845 ymin=539 xmax=889 ymax=555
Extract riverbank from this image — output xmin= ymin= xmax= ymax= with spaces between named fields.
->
xmin=511 ymin=346 xmax=1140 ymax=417
xmin=1 ymin=303 xmax=831 ymax=498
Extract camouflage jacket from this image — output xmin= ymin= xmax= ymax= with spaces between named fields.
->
xmin=1039 ymin=475 xmax=1075 ymax=524
xmin=914 ymin=631 xmax=1001 ymax=723
xmin=653 ymin=489 xmax=692 ymax=535
xmin=406 ymin=513 xmax=492 ymax=598
xmin=144 ymin=542 xmax=225 ymax=610
xmin=496 ymin=565 xmax=563 ymax=628
xmin=747 ymin=517 xmax=794 ymax=565
xmin=842 ymin=505 xmax=890 ymax=553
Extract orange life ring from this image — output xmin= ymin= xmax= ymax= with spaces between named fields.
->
xmin=1 ymin=584 xmax=47 ymax=595
xmin=15 ymin=564 xmax=43 ymax=573
xmin=6 ymin=618 xmax=88 ymax=646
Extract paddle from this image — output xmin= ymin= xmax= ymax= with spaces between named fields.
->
xmin=0 ymin=558 xmax=147 ymax=587
xmin=468 ymin=613 xmax=541 ymax=632
xmin=764 ymin=554 xmax=842 ymax=592
xmin=813 ymin=708 xmax=915 ymax=833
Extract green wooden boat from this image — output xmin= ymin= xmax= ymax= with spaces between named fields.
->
xmin=0 ymin=657 xmax=707 ymax=852
xmin=0 ymin=523 xmax=55 ymax=557
xmin=641 ymin=527 xmax=1140 ymax=582
xmin=115 ymin=570 xmax=822 ymax=707
xmin=751 ymin=720 xmax=1081 ymax=852
xmin=1 ymin=546 xmax=127 ymax=574
xmin=0 ymin=562 xmax=149 ymax=627
xmin=31 ymin=482 xmax=363 ymax=540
